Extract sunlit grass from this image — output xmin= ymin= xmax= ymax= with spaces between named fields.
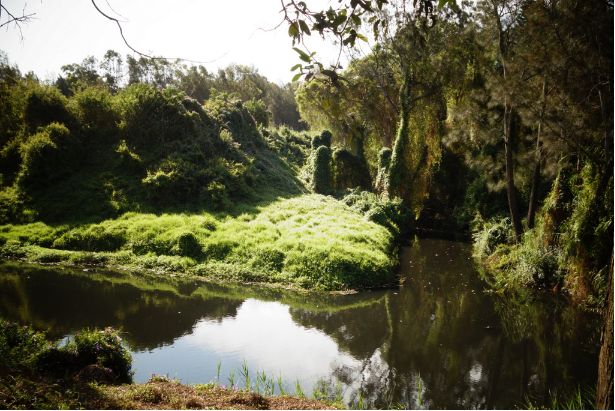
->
xmin=0 ymin=194 xmax=397 ymax=291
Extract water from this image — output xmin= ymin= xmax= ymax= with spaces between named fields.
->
xmin=0 ymin=238 xmax=600 ymax=409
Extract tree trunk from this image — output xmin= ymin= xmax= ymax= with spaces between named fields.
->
xmin=526 ymin=78 xmax=547 ymax=230
xmin=493 ymin=0 xmax=523 ymax=243
xmin=596 ymin=249 xmax=614 ymax=410
xmin=504 ymin=101 xmax=523 ymax=242
xmin=386 ymin=71 xmax=412 ymax=202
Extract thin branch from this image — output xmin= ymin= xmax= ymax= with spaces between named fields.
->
xmin=0 ymin=3 xmax=37 ymax=42
xmin=91 ymin=0 xmax=226 ymax=64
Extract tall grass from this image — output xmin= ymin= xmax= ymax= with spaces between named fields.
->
xmin=524 ymin=385 xmax=596 ymax=410
xmin=210 ymin=360 xmax=346 ymax=408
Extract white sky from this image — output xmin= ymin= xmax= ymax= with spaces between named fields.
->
xmin=0 ymin=0 xmax=349 ymax=85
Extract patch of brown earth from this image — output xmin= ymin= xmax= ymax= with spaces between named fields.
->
xmin=86 ymin=381 xmax=340 ymax=410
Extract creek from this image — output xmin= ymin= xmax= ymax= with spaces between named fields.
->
xmin=0 ymin=238 xmax=600 ymax=409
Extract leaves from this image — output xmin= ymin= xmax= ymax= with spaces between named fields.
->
xmin=298 ymin=20 xmax=311 ymax=35
xmin=293 ymin=47 xmax=312 ymax=63
xmin=288 ymin=23 xmax=299 ymax=37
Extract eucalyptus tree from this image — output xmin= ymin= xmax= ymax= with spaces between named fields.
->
xmin=100 ymin=50 xmax=124 ymax=93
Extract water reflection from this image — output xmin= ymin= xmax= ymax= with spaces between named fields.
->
xmin=0 ymin=238 xmax=600 ymax=409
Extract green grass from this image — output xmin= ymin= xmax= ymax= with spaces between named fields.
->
xmin=0 ymin=194 xmax=398 ymax=291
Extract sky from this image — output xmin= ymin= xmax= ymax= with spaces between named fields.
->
xmin=0 ymin=0 xmax=349 ymax=85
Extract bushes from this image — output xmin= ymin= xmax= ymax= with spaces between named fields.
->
xmin=309 ymin=146 xmax=333 ymax=194
xmin=0 ymin=320 xmax=48 ymax=371
xmin=475 ymin=163 xmax=613 ymax=305
xmin=23 ymin=85 xmax=73 ymax=134
xmin=339 ymin=188 xmax=412 ymax=235
xmin=16 ymin=123 xmax=82 ymax=191
xmin=311 ymin=129 xmax=332 ymax=150
xmin=473 ymin=217 xmax=514 ymax=259
xmin=56 ymin=328 xmax=133 ymax=383
xmin=245 ymin=98 xmax=271 ymax=127
xmin=1 ymin=318 xmax=133 ymax=384
xmin=332 ymin=148 xmax=371 ymax=191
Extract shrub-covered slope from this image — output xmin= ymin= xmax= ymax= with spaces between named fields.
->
xmin=0 ymin=82 xmax=311 ymax=223
xmin=0 ymin=81 xmax=400 ymax=291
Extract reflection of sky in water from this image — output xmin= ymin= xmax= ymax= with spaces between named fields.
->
xmin=131 ymin=298 xmax=360 ymax=393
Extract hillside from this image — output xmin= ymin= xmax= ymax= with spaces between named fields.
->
xmin=0 ymin=81 xmax=403 ymax=291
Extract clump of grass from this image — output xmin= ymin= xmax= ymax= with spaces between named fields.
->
xmin=524 ymin=385 xmax=595 ymax=410
xmin=0 ymin=318 xmax=134 ymax=409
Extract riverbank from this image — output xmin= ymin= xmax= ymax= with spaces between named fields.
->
xmin=0 ymin=194 xmax=400 ymax=292
xmin=2 ymin=375 xmax=341 ymax=410
xmin=0 ymin=318 xmax=340 ymax=410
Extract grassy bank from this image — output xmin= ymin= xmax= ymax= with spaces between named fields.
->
xmin=0 ymin=194 xmax=398 ymax=291
xmin=0 ymin=317 xmax=340 ymax=410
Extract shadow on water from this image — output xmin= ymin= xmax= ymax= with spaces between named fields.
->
xmin=0 ymin=237 xmax=600 ymax=409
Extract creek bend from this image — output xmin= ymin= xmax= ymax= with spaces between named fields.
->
xmin=0 ymin=238 xmax=600 ymax=409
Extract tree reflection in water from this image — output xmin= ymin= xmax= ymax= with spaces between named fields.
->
xmin=289 ymin=239 xmax=600 ymax=409
xmin=0 ymin=238 xmax=600 ymax=409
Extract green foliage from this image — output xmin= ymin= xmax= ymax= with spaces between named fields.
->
xmin=69 ymin=86 xmax=119 ymax=142
xmin=16 ymin=123 xmax=82 ymax=191
xmin=311 ymin=129 xmax=332 ymax=150
xmin=332 ymin=148 xmax=371 ymax=191
xmin=244 ymin=98 xmax=271 ymax=127
xmin=0 ymin=320 xmax=48 ymax=371
xmin=0 ymin=195 xmax=397 ymax=291
xmin=473 ymin=217 xmax=514 ymax=259
xmin=23 ymin=85 xmax=73 ymax=134
xmin=1 ymin=317 xmax=133 ymax=384
xmin=458 ymin=174 xmax=510 ymax=231
xmin=374 ymin=147 xmax=392 ymax=194
xmin=262 ymin=126 xmax=311 ymax=167
xmin=339 ymin=188 xmax=412 ymax=235
xmin=476 ymin=163 xmax=613 ymax=303
xmin=58 ymin=327 xmax=133 ymax=383
xmin=309 ymin=146 xmax=333 ymax=194
xmin=0 ymin=75 xmax=312 ymax=223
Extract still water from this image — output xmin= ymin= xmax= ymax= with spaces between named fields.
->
xmin=0 ymin=238 xmax=600 ymax=409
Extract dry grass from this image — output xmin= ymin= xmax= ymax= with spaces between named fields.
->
xmin=84 ymin=381 xmax=340 ymax=410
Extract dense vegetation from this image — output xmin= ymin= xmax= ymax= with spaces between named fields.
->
xmin=292 ymin=0 xmax=612 ymax=310
xmin=0 ymin=0 xmax=611 ymax=408
xmin=0 ymin=50 xmax=409 ymax=292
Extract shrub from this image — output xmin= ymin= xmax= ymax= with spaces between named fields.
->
xmin=311 ymin=129 xmax=332 ymax=150
xmin=0 ymin=320 xmax=48 ymax=371
xmin=58 ymin=327 xmax=133 ymax=383
xmin=16 ymin=123 xmax=82 ymax=191
xmin=244 ymin=98 xmax=271 ymax=127
xmin=69 ymin=87 xmax=119 ymax=142
xmin=23 ymin=85 xmax=73 ymax=134
xmin=332 ymin=148 xmax=371 ymax=191
xmin=473 ymin=217 xmax=514 ymax=258
xmin=339 ymin=188 xmax=412 ymax=234
xmin=171 ymin=231 xmax=203 ymax=258
xmin=374 ymin=147 xmax=392 ymax=194
xmin=310 ymin=146 xmax=333 ymax=194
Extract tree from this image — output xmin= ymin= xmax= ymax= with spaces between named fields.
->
xmin=100 ymin=50 xmax=123 ymax=93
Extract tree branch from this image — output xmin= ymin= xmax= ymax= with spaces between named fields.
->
xmin=90 ymin=0 xmax=226 ymax=64
xmin=0 ymin=2 xmax=37 ymax=42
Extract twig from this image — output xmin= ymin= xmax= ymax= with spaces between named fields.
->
xmin=91 ymin=0 xmax=226 ymax=64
